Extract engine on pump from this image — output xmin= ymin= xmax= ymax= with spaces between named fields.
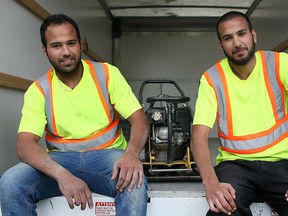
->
xmin=138 ymin=80 xmax=200 ymax=181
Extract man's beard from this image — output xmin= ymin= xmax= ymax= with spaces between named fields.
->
xmin=225 ymin=42 xmax=255 ymax=66
xmin=49 ymin=57 xmax=82 ymax=77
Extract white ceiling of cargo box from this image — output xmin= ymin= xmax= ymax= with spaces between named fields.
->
xmin=98 ymin=0 xmax=262 ymax=34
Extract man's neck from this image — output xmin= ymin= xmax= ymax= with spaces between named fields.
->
xmin=229 ymin=55 xmax=256 ymax=80
xmin=56 ymin=63 xmax=83 ymax=89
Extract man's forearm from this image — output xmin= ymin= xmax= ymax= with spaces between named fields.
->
xmin=193 ymin=141 xmax=219 ymax=187
xmin=191 ymin=125 xmax=219 ymax=186
xmin=125 ymin=109 xmax=149 ymax=157
xmin=17 ymin=132 xmax=69 ymax=180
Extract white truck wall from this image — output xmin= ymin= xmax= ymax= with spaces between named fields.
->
xmin=119 ymin=33 xmax=222 ymax=137
xmin=1 ymin=0 xmax=288 ymax=176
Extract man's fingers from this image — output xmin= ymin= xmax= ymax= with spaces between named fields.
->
xmin=222 ymin=185 xmax=236 ymax=211
xmin=66 ymin=196 xmax=75 ymax=209
xmin=114 ymin=166 xmax=125 ymax=190
xmin=78 ymin=192 xmax=87 ymax=210
xmin=211 ymin=195 xmax=233 ymax=215
xmin=227 ymin=185 xmax=236 ymax=199
xmin=119 ymin=170 xmax=132 ymax=192
xmin=127 ymin=172 xmax=137 ymax=192
xmin=64 ymin=188 xmax=93 ymax=210
xmin=85 ymin=188 xmax=94 ymax=209
xmin=76 ymin=187 xmax=93 ymax=210
xmin=210 ymin=189 xmax=236 ymax=214
xmin=73 ymin=194 xmax=82 ymax=207
xmin=111 ymin=161 xmax=120 ymax=181
xmin=113 ymin=158 xmax=145 ymax=192
xmin=208 ymin=200 xmax=220 ymax=213
xmin=136 ymin=169 xmax=144 ymax=189
xmin=128 ymin=169 xmax=143 ymax=192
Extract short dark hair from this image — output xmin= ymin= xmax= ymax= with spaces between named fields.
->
xmin=40 ymin=14 xmax=81 ymax=48
xmin=216 ymin=11 xmax=253 ymax=41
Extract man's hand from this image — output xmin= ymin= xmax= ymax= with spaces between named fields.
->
xmin=57 ymin=172 xmax=93 ymax=210
xmin=191 ymin=125 xmax=236 ymax=215
xmin=110 ymin=109 xmax=148 ymax=193
xmin=111 ymin=153 xmax=144 ymax=193
xmin=285 ymin=190 xmax=288 ymax=201
xmin=205 ymin=181 xmax=236 ymax=215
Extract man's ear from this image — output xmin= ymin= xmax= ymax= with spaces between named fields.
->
xmin=218 ymin=41 xmax=224 ymax=53
xmin=42 ymin=46 xmax=48 ymax=58
xmin=252 ymin=29 xmax=257 ymax=43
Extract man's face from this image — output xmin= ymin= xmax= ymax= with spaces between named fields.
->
xmin=42 ymin=22 xmax=82 ymax=76
xmin=218 ymin=16 xmax=257 ymax=66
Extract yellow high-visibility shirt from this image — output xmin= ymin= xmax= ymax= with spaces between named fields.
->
xmin=18 ymin=60 xmax=142 ymax=150
xmin=193 ymin=51 xmax=288 ymax=163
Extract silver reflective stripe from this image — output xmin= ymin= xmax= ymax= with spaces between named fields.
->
xmin=206 ymin=51 xmax=287 ymax=151
xmin=37 ymin=73 xmax=54 ymax=133
xmin=37 ymin=61 xmax=118 ymax=151
xmin=219 ymin=119 xmax=288 ymax=150
xmin=46 ymin=122 xmax=120 ymax=151
xmin=92 ymin=62 xmax=114 ymax=121
xmin=205 ymin=64 xmax=228 ymax=135
xmin=264 ymin=51 xmax=284 ymax=120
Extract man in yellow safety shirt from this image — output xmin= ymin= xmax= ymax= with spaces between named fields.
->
xmin=191 ymin=11 xmax=288 ymax=216
xmin=0 ymin=14 xmax=149 ymax=216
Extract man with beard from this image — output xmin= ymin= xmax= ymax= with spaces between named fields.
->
xmin=0 ymin=14 xmax=148 ymax=216
xmin=191 ymin=11 xmax=288 ymax=216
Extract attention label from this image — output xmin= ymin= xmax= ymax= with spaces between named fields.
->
xmin=95 ymin=202 xmax=116 ymax=216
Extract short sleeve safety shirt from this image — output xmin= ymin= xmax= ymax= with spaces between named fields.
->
xmin=193 ymin=51 xmax=288 ymax=163
xmin=18 ymin=60 xmax=141 ymax=150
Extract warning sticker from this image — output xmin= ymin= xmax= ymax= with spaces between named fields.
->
xmin=95 ymin=202 xmax=116 ymax=216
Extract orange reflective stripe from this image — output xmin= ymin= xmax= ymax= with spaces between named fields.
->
xmin=46 ymin=118 xmax=120 ymax=143
xmin=205 ymin=51 xmax=287 ymax=154
xmin=274 ymin=52 xmax=286 ymax=115
xmin=88 ymin=128 xmax=121 ymax=151
xmin=45 ymin=118 xmax=121 ymax=151
xmin=204 ymin=62 xmax=233 ymax=136
xmin=35 ymin=69 xmax=59 ymax=136
xmin=221 ymin=128 xmax=288 ymax=154
xmin=220 ymin=137 xmax=277 ymax=154
xmin=35 ymin=80 xmax=44 ymax=96
xmin=260 ymin=51 xmax=279 ymax=121
xmin=219 ymin=114 xmax=288 ymax=141
xmin=103 ymin=63 xmax=109 ymax=90
xmin=102 ymin=63 xmax=116 ymax=120
xmin=204 ymin=72 xmax=221 ymax=130
xmin=216 ymin=63 xmax=233 ymax=136
xmin=46 ymin=71 xmax=59 ymax=136
xmin=38 ymin=61 xmax=120 ymax=151
xmin=35 ymin=80 xmax=48 ymax=135
xmin=218 ymin=112 xmax=288 ymax=154
xmin=86 ymin=60 xmax=112 ymax=123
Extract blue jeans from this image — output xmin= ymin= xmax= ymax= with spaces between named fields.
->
xmin=0 ymin=149 xmax=148 ymax=216
xmin=206 ymin=160 xmax=288 ymax=216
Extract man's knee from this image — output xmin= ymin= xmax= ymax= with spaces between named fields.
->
xmin=0 ymin=163 xmax=35 ymax=197
xmin=115 ymin=182 xmax=148 ymax=216
xmin=116 ymin=177 xmax=148 ymax=203
xmin=0 ymin=168 xmax=22 ymax=200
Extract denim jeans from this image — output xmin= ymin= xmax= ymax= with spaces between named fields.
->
xmin=206 ymin=160 xmax=288 ymax=216
xmin=0 ymin=149 xmax=148 ymax=216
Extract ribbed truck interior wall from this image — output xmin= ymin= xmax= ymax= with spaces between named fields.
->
xmin=0 ymin=0 xmax=288 ymax=174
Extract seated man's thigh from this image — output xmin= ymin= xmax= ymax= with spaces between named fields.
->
xmin=215 ymin=161 xmax=258 ymax=209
